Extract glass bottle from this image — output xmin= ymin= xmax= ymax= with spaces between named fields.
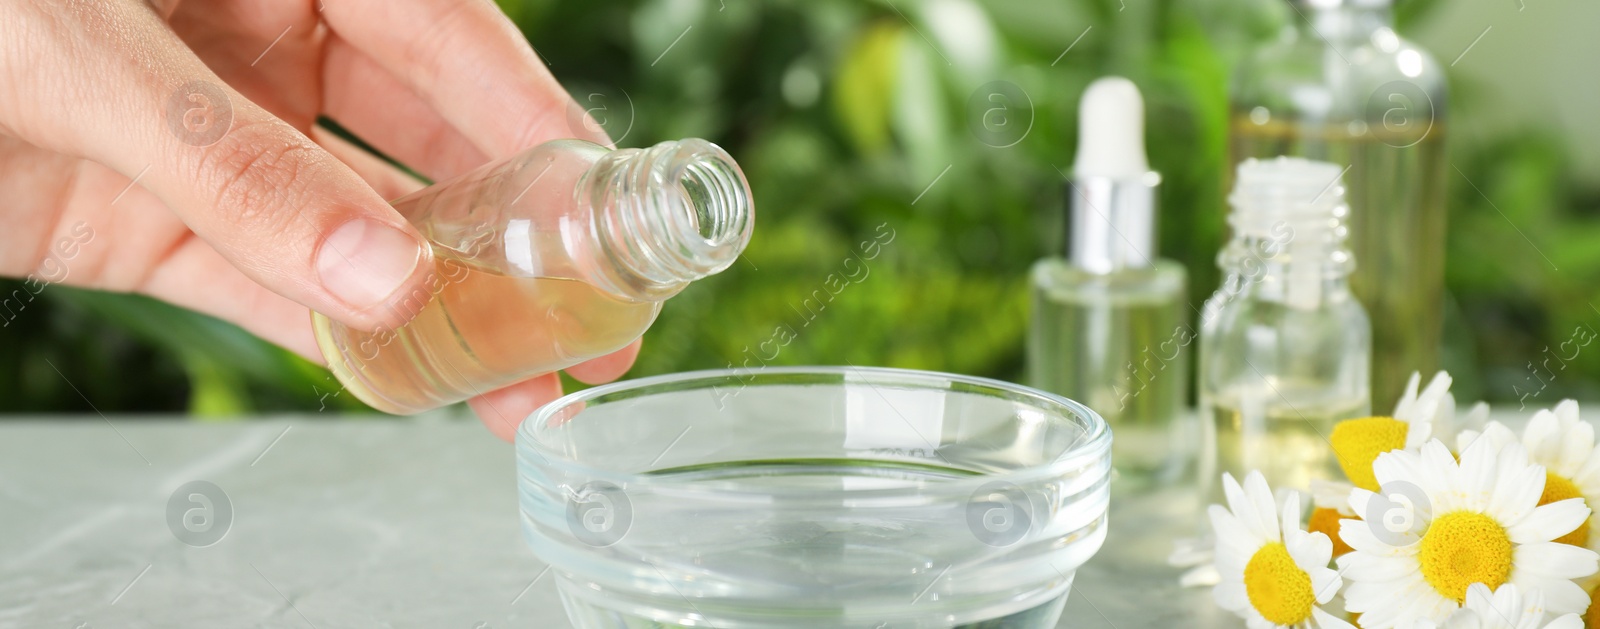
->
xmin=1198 ymin=157 xmax=1370 ymax=500
xmin=1029 ymin=78 xmax=1189 ymax=488
xmin=1229 ymin=0 xmax=1446 ymax=409
xmin=313 ymin=139 xmax=754 ymax=414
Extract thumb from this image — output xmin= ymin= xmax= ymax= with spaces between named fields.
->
xmin=9 ymin=2 xmax=435 ymax=332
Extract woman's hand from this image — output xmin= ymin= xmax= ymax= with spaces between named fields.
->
xmin=0 ymin=0 xmax=635 ymax=439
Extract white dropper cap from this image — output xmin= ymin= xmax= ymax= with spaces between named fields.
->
xmin=1068 ymin=77 xmax=1160 ymax=273
xmin=1074 ymin=77 xmax=1150 ymax=178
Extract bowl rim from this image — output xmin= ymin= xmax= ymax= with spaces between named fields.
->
xmin=517 ymin=366 xmax=1112 ymax=496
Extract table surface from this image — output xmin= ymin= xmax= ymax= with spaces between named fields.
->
xmin=0 ymin=414 xmax=1250 ymax=628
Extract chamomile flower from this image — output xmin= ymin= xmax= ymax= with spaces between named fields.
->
xmin=1175 ymin=487 xmax=1305 ymax=588
xmin=1209 ymin=471 xmax=1352 ymax=629
xmin=1331 ymin=371 xmax=1456 ymax=491
xmin=1308 ymin=479 xmax=1358 ymax=558
xmin=1337 ymin=438 xmax=1599 ymax=628
xmin=1415 ymin=583 xmax=1582 ymax=629
xmin=1458 ymin=401 xmax=1600 ymax=549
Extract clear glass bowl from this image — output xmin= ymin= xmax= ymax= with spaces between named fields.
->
xmin=517 ymin=367 xmax=1112 ymax=628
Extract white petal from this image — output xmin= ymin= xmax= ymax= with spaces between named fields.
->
xmin=1393 ymin=372 xmax=1424 ymax=417
xmin=1283 ymin=491 xmax=1304 ymax=536
xmin=1338 ymin=519 xmax=1396 ymax=555
xmin=1511 ymin=541 xmax=1599 ymax=580
xmin=1288 ymin=527 xmax=1333 ymax=571
xmin=1214 ymin=580 xmax=1249 ymax=611
xmin=1422 ymin=439 xmax=1458 ymax=473
xmin=1488 ymin=451 xmax=1545 ymax=523
xmin=1311 ymin=607 xmax=1357 ymax=629
xmin=1167 ymin=536 xmax=1214 ymax=567
xmin=1407 ymin=413 xmax=1434 ymax=450
xmin=1245 ymin=471 xmax=1282 ymax=541
xmin=1556 ymin=421 xmax=1594 ymax=478
xmin=1507 ymin=499 xmax=1591 ymax=545
xmin=1572 ymin=452 xmax=1600 ymax=491
xmin=1523 ymin=409 xmax=1563 ymax=464
xmin=1339 ymin=554 xmax=1420 ymax=582
xmin=1211 ymin=504 xmax=1264 ymax=553
xmin=1179 ymin=563 xmax=1221 ymax=588
xmin=1552 ymin=399 xmax=1580 ymax=425
xmin=1507 ymin=573 xmax=1590 ymax=615
xmin=1309 ymin=565 xmax=1341 ymax=604
xmin=1543 ymin=614 xmax=1584 ymax=629
xmin=1457 ymin=429 xmax=1484 ymax=455
xmin=1223 ymin=473 xmax=1255 ymax=529
xmin=1349 ymin=488 xmax=1376 ymax=520
xmin=1456 ymin=440 xmax=1498 ymax=508
xmin=1539 ymin=578 xmax=1591 ymax=616
xmin=1463 ymin=402 xmax=1491 ymax=431
xmin=1373 ymin=447 xmax=1425 ymax=487
xmin=1433 ymin=395 xmax=1458 ymax=441
xmin=1312 ymin=479 xmax=1356 ymax=513
xmin=1467 ymin=582 xmax=1514 ymax=626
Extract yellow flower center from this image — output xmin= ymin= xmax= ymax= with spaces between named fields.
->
xmin=1329 ymin=417 xmax=1409 ymax=492
xmin=1418 ymin=511 xmax=1512 ymax=603
xmin=1307 ymin=507 xmax=1356 ymax=557
xmin=1244 ymin=542 xmax=1316 ymax=625
xmin=1539 ymin=471 xmax=1592 ymax=547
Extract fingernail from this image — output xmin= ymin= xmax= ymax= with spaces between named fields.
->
xmin=316 ymin=218 xmax=425 ymax=310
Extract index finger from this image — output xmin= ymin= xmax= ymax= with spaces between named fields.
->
xmin=320 ymin=0 xmax=610 ymax=161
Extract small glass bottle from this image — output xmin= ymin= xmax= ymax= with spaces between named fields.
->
xmin=313 ymin=139 xmax=754 ymax=414
xmin=1198 ymin=157 xmax=1370 ymax=499
xmin=1029 ymin=78 xmax=1189 ymax=487
xmin=1229 ymin=0 xmax=1447 ymax=409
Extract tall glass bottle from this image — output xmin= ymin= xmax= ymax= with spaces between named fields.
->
xmin=1199 ymin=157 xmax=1370 ymax=500
xmin=314 ymin=139 xmax=754 ymax=414
xmin=1229 ymin=0 xmax=1446 ymax=409
xmin=1030 ymin=78 xmax=1189 ymax=488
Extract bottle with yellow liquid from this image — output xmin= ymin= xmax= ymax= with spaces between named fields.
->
xmin=313 ymin=139 xmax=754 ymax=414
xmin=1229 ymin=0 xmax=1447 ymax=408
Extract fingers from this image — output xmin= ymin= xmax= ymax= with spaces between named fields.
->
xmin=565 ymin=340 xmax=642 ymax=385
xmin=321 ymin=37 xmax=492 ymax=181
xmin=320 ymin=0 xmax=609 ymax=167
xmin=310 ymin=125 xmax=426 ymax=201
xmin=467 ymin=338 xmax=640 ymax=440
xmin=4 ymin=2 xmax=436 ymax=332
xmin=468 ymin=373 xmax=564 ymax=442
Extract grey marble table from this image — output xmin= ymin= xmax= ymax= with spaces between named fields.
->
xmin=0 ymin=415 xmax=1228 ymax=629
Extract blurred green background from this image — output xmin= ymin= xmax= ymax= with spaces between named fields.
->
xmin=4 ymin=0 xmax=1597 ymax=415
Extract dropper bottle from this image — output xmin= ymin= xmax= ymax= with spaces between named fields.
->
xmin=1028 ymin=77 xmax=1189 ymax=488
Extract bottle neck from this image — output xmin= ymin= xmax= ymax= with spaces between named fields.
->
xmin=579 ymin=139 xmax=754 ymax=302
xmin=1217 ymin=227 xmax=1354 ymax=310
xmin=1219 ymin=156 xmax=1355 ymax=309
xmin=1293 ymin=1 xmax=1392 ymax=41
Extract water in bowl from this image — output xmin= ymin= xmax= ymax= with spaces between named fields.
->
xmin=550 ymin=457 xmax=1095 ymax=629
